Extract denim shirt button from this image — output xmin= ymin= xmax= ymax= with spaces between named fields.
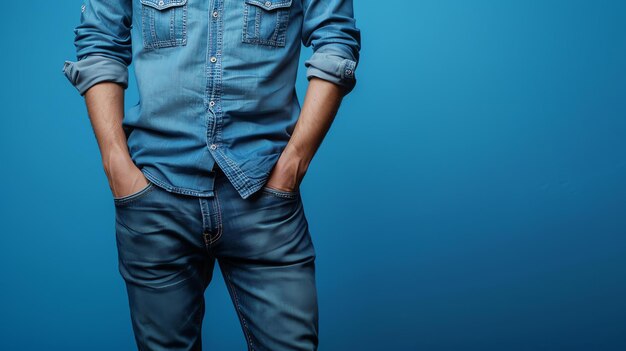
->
xmin=158 ymin=0 xmax=164 ymax=6
xmin=210 ymin=56 xmax=217 ymax=63
xmin=345 ymin=69 xmax=353 ymax=76
xmin=265 ymin=1 xmax=272 ymax=6
xmin=209 ymin=100 xmax=215 ymax=107
xmin=212 ymin=11 xmax=219 ymax=18
xmin=209 ymin=144 xmax=218 ymax=150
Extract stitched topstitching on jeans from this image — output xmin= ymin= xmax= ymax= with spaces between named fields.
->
xmin=208 ymin=185 xmax=223 ymax=245
xmin=226 ymin=272 xmax=255 ymax=351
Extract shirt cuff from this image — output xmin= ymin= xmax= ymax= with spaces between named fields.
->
xmin=304 ymin=47 xmax=358 ymax=96
xmin=62 ymin=55 xmax=129 ymax=96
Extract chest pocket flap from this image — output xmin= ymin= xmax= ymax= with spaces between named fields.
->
xmin=242 ymin=0 xmax=293 ymax=47
xmin=140 ymin=0 xmax=187 ymax=10
xmin=140 ymin=0 xmax=188 ymax=50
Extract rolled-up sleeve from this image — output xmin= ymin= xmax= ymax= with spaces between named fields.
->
xmin=301 ymin=0 xmax=362 ymax=96
xmin=62 ymin=0 xmax=133 ymax=96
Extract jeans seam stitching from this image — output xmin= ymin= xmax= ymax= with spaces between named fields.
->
xmin=208 ymin=186 xmax=223 ymax=245
xmin=113 ymin=183 xmax=155 ymax=205
xmin=225 ymin=271 xmax=255 ymax=350
xmin=261 ymin=186 xmax=298 ymax=199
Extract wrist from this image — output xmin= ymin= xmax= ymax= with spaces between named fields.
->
xmin=282 ymin=146 xmax=310 ymax=175
xmin=283 ymin=143 xmax=313 ymax=167
xmin=102 ymin=146 xmax=133 ymax=172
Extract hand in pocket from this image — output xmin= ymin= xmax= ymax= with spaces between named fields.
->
xmin=105 ymin=155 xmax=150 ymax=199
xmin=264 ymin=150 xmax=306 ymax=194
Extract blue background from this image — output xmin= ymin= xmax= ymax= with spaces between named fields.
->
xmin=1 ymin=1 xmax=625 ymax=350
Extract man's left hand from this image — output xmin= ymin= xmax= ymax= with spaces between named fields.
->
xmin=265 ymin=145 xmax=310 ymax=193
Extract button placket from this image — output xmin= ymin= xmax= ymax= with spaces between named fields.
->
xmin=206 ymin=2 xmax=223 ymax=152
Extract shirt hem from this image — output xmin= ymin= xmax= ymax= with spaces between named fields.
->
xmin=212 ymin=149 xmax=270 ymax=199
xmin=141 ymin=168 xmax=216 ymax=198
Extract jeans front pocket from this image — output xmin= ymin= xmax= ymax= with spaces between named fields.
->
xmin=140 ymin=0 xmax=188 ymax=50
xmin=242 ymin=0 xmax=292 ymax=47
xmin=260 ymin=184 xmax=299 ymax=200
xmin=113 ymin=180 xmax=156 ymax=206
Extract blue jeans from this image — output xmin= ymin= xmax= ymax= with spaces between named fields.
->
xmin=113 ymin=165 xmax=318 ymax=350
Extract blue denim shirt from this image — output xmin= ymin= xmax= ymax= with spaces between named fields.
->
xmin=62 ymin=0 xmax=361 ymax=199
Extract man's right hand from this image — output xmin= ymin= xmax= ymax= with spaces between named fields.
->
xmin=104 ymin=152 xmax=150 ymax=199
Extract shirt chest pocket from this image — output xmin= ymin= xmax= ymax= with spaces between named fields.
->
xmin=242 ymin=0 xmax=292 ymax=47
xmin=140 ymin=0 xmax=188 ymax=50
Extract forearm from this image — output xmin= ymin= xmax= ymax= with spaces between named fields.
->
xmin=281 ymin=77 xmax=345 ymax=172
xmin=83 ymin=82 xmax=132 ymax=172
xmin=292 ymin=0 xmax=360 ymax=173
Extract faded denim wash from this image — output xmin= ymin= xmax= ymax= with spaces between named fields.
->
xmin=62 ymin=0 xmax=361 ymax=199
xmin=113 ymin=165 xmax=318 ymax=350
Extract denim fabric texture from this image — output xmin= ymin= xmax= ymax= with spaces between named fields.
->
xmin=114 ymin=165 xmax=318 ymax=350
xmin=62 ymin=0 xmax=361 ymax=200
